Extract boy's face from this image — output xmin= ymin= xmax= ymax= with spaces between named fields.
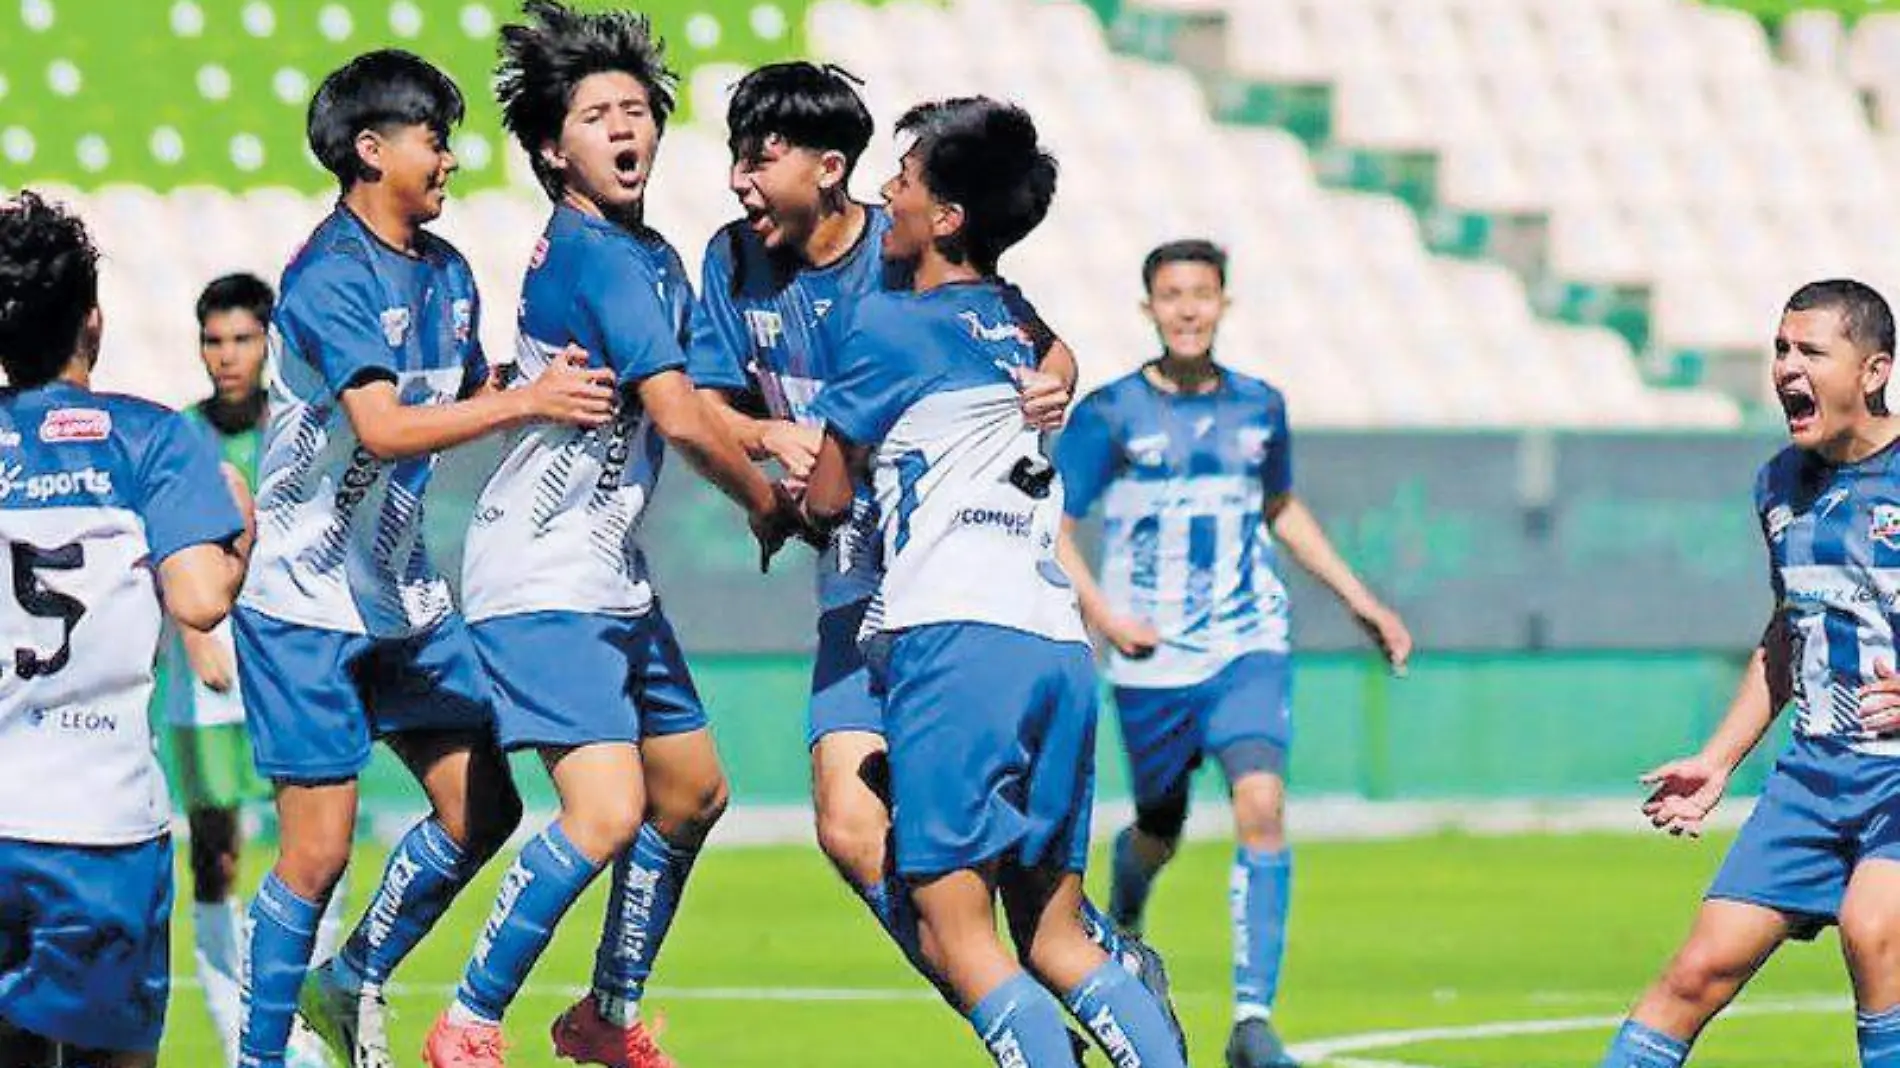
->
xmin=878 ymin=149 xmax=944 ymax=265
xmin=1144 ymin=260 xmax=1227 ymax=362
xmin=729 ymin=135 xmax=833 ymax=253
xmin=365 ymin=122 xmax=456 ymax=222
xmin=550 ymin=71 xmax=661 ymax=214
xmin=1774 ymin=305 xmax=1892 ymax=454
xmin=199 ymin=308 xmax=267 ymax=404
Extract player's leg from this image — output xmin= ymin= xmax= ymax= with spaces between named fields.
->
xmin=185 ymin=799 xmax=245 ymax=1067
xmin=1841 ymin=858 xmax=1900 ymax=1063
xmin=1601 ymin=900 xmax=1789 ymax=1066
xmin=1106 ymin=682 xmax=1204 ymax=934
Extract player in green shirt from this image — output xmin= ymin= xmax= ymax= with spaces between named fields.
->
xmin=153 ymin=273 xmax=340 ymax=1068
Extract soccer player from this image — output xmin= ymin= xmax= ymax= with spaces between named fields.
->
xmin=233 ymin=51 xmax=619 ymax=1068
xmin=424 ymin=6 xmax=794 ymax=1065
xmin=803 ymin=96 xmax=1186 ymax=1068
xmin=1598 ymin=280 xmax=1900 ymax=1068
xmin=1055 ymin=239 xmax=1412 ymax=1068
xmin=0 ymin=190 xmax=251 ymax=1067
xmin=152 ymin=273 xmax=344 ymax=1068
xmin=689 ymin=64 xmax=1172 ymax=1033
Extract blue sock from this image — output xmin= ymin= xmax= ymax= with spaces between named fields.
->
xmin=339 ymin=818 xmax=477 ymax=986
xmin=1599 ymin=1019 xmax=1690 ymax=1068
xmin=1109 ymin=827 xmax=1160 ymax=933
xmin=1065 ymin=958 xmax=1188 ymax=1068
xmin=1079 ymin=894 xmax=1128 ymax=960
xmin=861 ymin=874 xmax=959 ymax=1005
xmin=454 ymin=822 xmax=605 ymax=1022
xmin=239 ymin=873 xmax=324 ymax=1068
xmin=591 ymin=823 xmax=699 ymax=1022
xmin=1860 ymin=1005 xmax=1900 ymax=1067
xmin=1232 ymin=846 xmax=1291 ymax=1017
xmin=969 ymin=972 xmax=1079 ymax=1068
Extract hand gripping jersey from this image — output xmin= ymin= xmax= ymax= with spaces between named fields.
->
xmin=0 ymin=384 xmax=242 ymax=844
xmin=1057 ymin=368 xmax=1294 ymax=689
xmin=811 ymin=282 xmax=1086 ymax=650
xmin=240 ymin=207 xmax=486 ymax=637
xmin=1759 ymin=438 xmax=1900 ymax=756
xmin=461 ymin=207 xmax=690 ymax=622
xmin=687 ymin=207 xmax=902 ymax=611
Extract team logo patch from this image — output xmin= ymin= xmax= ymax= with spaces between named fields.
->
xmin=813 ymin=298 xmax=834 ymax=321
xmin=1765 ymin=504 xmax=1794 ymax=542
xmin=1238 ymin=425 xmax=1272 ymax=460
xmin=0 ymin=429 xmax=21 ymax=448
xmin=380 ymin=307 xmax=411 ymax=347
xmin=1872 ymin=504 xmax=1900 ymax=549
xmin=39 ymin=407 xmax=110 ymax=443
xmin=530 ymin=236 xmax=549 ymax=270
xmin=452 ymin=298 xmax=473 ymax=343
xmin=1127 ymin=432 xmax=1169 ymax=468
xmin=958 ymin=310 xmax=1029 ymax=346
xmin=745 ymin=309 xmax=783 ymax=350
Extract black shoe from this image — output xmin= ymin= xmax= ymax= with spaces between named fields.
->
xmin=1120 ymin=933 xmax=1188 ymax=1061
xmin=1225 ymin=1017 xmax=1299 ymax=1068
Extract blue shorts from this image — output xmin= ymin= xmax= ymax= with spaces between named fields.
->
xmin=469 ymin=610 xmax=708 ymax=751
xmin=235 ymin=607 xmax=496 ymax=783
xmin=0 ymin=835 xmax=172 ymax=1052
xmin=808 ymin=600 xmax=884 ymax=747
xmin=883 ymin=623 xmax=1098 ymax=878
xmin=1113 ymin=651 xmax=1293 ymax=808
xmin=1707 ymin=733 xmax=1900 ymax=937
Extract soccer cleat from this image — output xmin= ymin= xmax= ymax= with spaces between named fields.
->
xmin=287 ymin=1020 xmax=338 ymax=1068
xmin=551 ymin=994 xmax=678 ymax=1068
xmin=297 ymin=959 xmax=394 ymax=1068
xmin=1225 ymin=1017 xmax=1299 ymax=1068
xmin=423 ymin=1013 xmax=510 ymax=1068
xmin=1119 ymin=934 xmax=1188 ymax=1060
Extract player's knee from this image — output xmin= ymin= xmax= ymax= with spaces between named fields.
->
xmin=650 ymin=768 xmax=729 ymax=846
xmin=458 ymin=778 xmax=524 ymax=862
xmin=278 ymin=834 xmax=352 ymax=898
xmin=1841 ymin=905 xmax=1900 ymax=978
xmin=815 ymin=804 xmax=888 ymax=891
xmin=1231 ymin=779 xmax=1286 ymax=852
xmin=1658 ymin=939 xmax=1747 ymax=1009
xmin=564 ymin=796 xmax=645 ymax=859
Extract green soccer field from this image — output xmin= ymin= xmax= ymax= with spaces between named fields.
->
xmin=159 ymin=829 xmax=1859 ymax=1067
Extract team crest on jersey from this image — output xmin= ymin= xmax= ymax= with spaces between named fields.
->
xmin=745 ymin=309 xmax=784 ymax=350
xmin=958 ymin=310 xmax=1029 ymax=346
xmin=1872 ymin=504 xmax=1900 ymax=549
xmin=39 ymin=407 xmax=111 ymax=443
xmin=0 ymin=429 xmax=21 ymax=448
xmin=1127 ymin=432 xmax=1170 ymax=468
xmin=530 ymin=236 xmax=550 ymax=270
xmin=813 ymin=299 xmax=834 ymax=321
xmin=380 ymin=307 xmax=410 ymax=347
xmin=1765 ymin=504 xmax=1794 ymax=542
xmin=452 ymin=299 xmax=473 ymax=343
xmin=1238 ymin=425 xmax=1272 ymax=460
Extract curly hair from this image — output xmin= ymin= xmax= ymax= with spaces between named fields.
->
xmin=497 ymin=0 xmax=678 ymax=201
xmin=0 ymin=191 xmax=100 ymax=388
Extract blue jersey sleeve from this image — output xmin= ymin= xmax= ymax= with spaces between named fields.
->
xmin=1264 ymin=394 xmax=1293 ymax=498
xmin=1056 ymin=390 xmax=1119 ymax=520
xmin=460 ymin=290 xmax=490 ymax=398
xmin=574 ymin=240 xmax=688 ymax=387
xmin=137 ymin=411 xmax=245 ymax=565
xmin=275 ymin=257 xmax=400 ymax=398
xmin=686 ymin=233 xmax=751 ymax=391
xmin=810 ymin=300 xmax=926 ymax=447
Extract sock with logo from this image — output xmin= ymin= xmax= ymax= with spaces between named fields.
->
xmin=1860 ymin=1005 xmax=1900 ymax=1067
xmin=591 ymin=823 xmax=700 ymax=1026
xmin=1233 ymin=846 xmax=1291 ymax=1018
xmin=239 ymin=874 xmax=324 ymax=1068
xmin=968 ymin=971 xmax=1078 ymax=1068
xmin=1597 ymin=1019 xmax=1690 ymax=1068
xmin=338 ymin=818 xmax=477 ymax=986
xmin=1064 ymin=959 xmax=1188 ymax=1068
xmin=454 ymin=822 xmax=606 ymax=1023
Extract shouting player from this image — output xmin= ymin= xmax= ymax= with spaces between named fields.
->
xmin=804 ymin=97 xmax=1186 ymax=1068
xmin=427 ymin=5 xmax=793 ymax=1065
xmin=233 ymin=50 xmax=617 ymax=1068
xmin=1599 ymin=280 xmax=1900 ymax=1068
xmin=1056 ymin=239 xmax=1410 ymax=1068
xmin=0 ymin=191 xmax=251 ymax=1068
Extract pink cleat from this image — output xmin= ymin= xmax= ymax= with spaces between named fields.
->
xmin=551 ymin=994 xmax=678 ymax=1068
xmin=424 ymin=1011 xmax=511 ymax=1068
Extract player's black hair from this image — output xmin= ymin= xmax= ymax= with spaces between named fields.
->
xmin=1142 ymin=238 xmax=1228 ymax=294
xmin=727 ymin=62 xmax=874 ymax=176
xmin=497 ymin=0 xmax=678 ymax=201
xmin=195 ymin=272 xmax=274 ymax=328
xmin=1786 ymin=279 xmax=1896 ymax=357
xmin=307 ymin=49 xmax=465 ymax=190
xmin=895 ymin=97 xmax=1057 ymax=273
xmin=0 ymin=191 xmax=99 ymax=389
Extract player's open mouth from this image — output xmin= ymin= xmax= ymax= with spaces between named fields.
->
xmin=613 ymin=148 xmax=643 ymax=186
xmin=746 ymin=208 xmax=775 ymax=236
xmin=1780 ymin=388 xmax=1818 ymax=432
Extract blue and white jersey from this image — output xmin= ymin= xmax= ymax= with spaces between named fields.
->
xmin=1759 ymin=439 xmax=1900 ymax=756
xmin=811 ymin=282 xmax=1085 ymax=648
xmin=241 ymin=207 xmax=485 ymax=637
xmin=0 ymin=385 xmax=242 ymax=844
xmin=461 ymin=207 xmax=689 ymax=622
xmin=1057 ymin=368 xmax=1293 ymax=689
xmin=688 ymin=207 xmax=901 ymax=611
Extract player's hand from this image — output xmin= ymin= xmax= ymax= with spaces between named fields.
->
xmin=753 ymin=481 xmax=826 ymax=573
xmin=1016 ymin=367 xmax=1072 ymax=432
xmin=220 ymin=461 xmax=256 ymax=559
xmin=181 ymin=625 xmax=235 ymax=693
xmin=522 ymin=348 xmax=616 ymax=428
xmin=1100 ymin=614 xmax=1161 ymax=659
xmin=1354 ymin=601 xmax=1413 ymax=677
xmin=1859 ymin=660 xmax=1900 ymax=736
xmin=760 ymin=421 xmax=822 ymax=483
xmin=1639 ymin=754 xmax=1730 ymax=838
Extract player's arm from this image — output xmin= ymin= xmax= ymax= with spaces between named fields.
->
xmin=1051 ymin=390 xmax=1158 ymax=656
xmin=340 ymin=356 xmax=614 ymax=461
xmin=150 ymin=438 xmax=254 ymax=633
xmin=1641 ymin=616 xmax=1791 ymax=837
xmin=643 ymin=372 xmax=783 ymax=523
xmin=1266 ymin=494 xmax=1411 ymax=674
xmin=699 ymin=387 xmax=822 ymax=483
xmin=802 ymin=302 xmax=916 ymax=529
xmin=804 ymin=432 xmax=866 ymax=528
xmin=684 ymin=232 xmax=820 ymax=476
xmin=1056 ymin=517 xmax=1159 ymax=659
xmin=1004 ymin=285 xmax=1074 ymax=431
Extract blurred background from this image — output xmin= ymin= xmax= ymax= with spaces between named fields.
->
xmin=0 ymin=0 xmax=1880 ymax=815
